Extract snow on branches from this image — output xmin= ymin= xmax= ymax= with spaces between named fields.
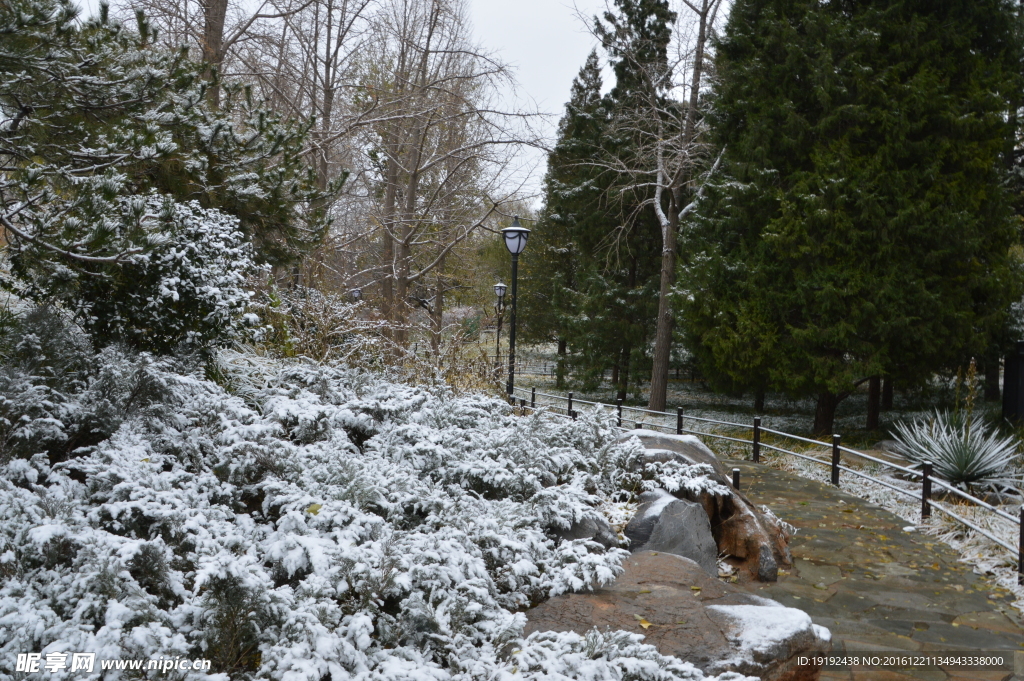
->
xmin=0 ymin=352 xmax=739 ymax=680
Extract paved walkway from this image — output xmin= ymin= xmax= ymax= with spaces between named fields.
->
xmin=726 ymin=459 xmax=1024 ymax=681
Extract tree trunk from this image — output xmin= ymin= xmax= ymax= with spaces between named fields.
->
xmin=556 ymin=338 xmax=567 ymax=388
xmin=984 ymin=355 xmax=1001 ymax=402
xmin=380 ymin=157 xmax=399 ymax=345
xmin=867 ymin=375 xmax=880 ymax=430
xmin=648 ymin=1 xmax=715 ymax=412
xmin=202 ymin=0 xmax=228 ymax=107
xmin=430 ymin=253 xmax=445 ymax=355
xmin=882 ymin=376 xmax=893 ymax=410
xmin=617 ymin=346 xmax=631 ymax=402
xmin=612 ymin=361 xmax=620 ymax=386
xmin=813 ymin=391 xmax=840 ymax=436
xmin=754 ymin=389 xmax=765 ymax=413
xmin=648 ymin=206 xmax=678 ymax=411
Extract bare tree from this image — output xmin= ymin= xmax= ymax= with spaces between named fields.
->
xmin=118 ymin=0 xmax=319 ymax=106
xmin=591 ymin=0 xmax=725 ymax=411
xmin=355 ymin=0 xmax=536 ymax=348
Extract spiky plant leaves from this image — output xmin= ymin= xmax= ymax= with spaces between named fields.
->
xmin=891 ymin=410 xmax=1022 ymax=495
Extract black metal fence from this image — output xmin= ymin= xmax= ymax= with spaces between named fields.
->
xmin=511 ymin=386 xmax=1024 ymax=583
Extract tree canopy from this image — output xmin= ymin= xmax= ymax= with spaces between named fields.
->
xmin=1 ymin=0 xmax=327 ymax=351
xmin=681 ymin=0 xmax=1023 ymax=433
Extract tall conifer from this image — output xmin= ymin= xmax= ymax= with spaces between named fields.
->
xmin=683 ymin=0 xmax=1022 ymax=433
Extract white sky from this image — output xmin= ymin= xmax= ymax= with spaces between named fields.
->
xmin=467 ymin=0 xmax=607 ymax=115
xmin=465 ymin=0 xmax=611 ymax=202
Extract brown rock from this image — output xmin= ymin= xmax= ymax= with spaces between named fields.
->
xmin=525 ymin=551 xmax=830 ymax=680
xmin=627 ymin=431 xmax=793 ymax=581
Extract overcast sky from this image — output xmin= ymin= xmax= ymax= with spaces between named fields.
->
xmin=467 ymin=0 xmax=607 ymax=114
xmin=464 ymin=0 xmax=610 ymax=201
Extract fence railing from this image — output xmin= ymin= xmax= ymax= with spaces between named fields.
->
xmin=489 ymin=357 xmax=560 ymax=376
xmin=510 ymin=386 xmax=1024 ymax=582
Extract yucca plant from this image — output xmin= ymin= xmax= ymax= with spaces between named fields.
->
xmin=891 ymin=410 xmax=1023 ymax=496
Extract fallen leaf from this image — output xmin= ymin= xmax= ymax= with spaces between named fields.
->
xmin=306 ymin=503 xmax=322 ymax=515
xmin=690 ymin=586 xmax=701 ymax=591
xmin=632 ymin=614 xmax=652 ymax=629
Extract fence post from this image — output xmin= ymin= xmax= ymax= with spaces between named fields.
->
xmin=567 ymin=392 xmax=573 ymax=417
xmin=531 ymin=387 xmax=536 ymax=408
xmin=520 ymin=398 xmax=526 ymax=411
xmin=732 ymin=468 xmax=740 ymax=490
xmin=921 ymin=461 xmax=932 ymax=518
xmin=831 ymin=435 xmax=841 ymax=486
xmin=676 ymin=407 xmax=683 ymax=435
xmin=1019 ymin=506 xmax=1023 ymax=585
xmin=616 ymin=399 xmax=623 ymax=428
xmin=752 ymin=417 xmax=761 ymax=463
xmin=571 ymin=410 xmax=578 ymax=421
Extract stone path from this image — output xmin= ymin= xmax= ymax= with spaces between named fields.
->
xmin=726 ymin=459 xmax=1024 ymax=680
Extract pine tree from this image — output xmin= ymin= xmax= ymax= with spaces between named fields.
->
xmin=526 ymin=49 xmax=661 ymax=398
xmin=0 ymin=0 xmax=329 ymax=351
xmin=682 ymin=0 xmax=1022 ymax=433
xmin=0 ymin=0 xmax=327 ymax=271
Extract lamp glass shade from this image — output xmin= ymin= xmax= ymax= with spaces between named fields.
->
xmin=493 ymin=283 xmax=507 ymax=298
xmin=501 ymin=217 xmax=530 ymax=256
xmin=350 ymin=288 xmax=362 ymax=301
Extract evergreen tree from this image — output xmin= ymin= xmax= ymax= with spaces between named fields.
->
xmin=527 ymin=49 xmax=661 ymax=398
xmin=0 ymin=0 xmax=329 ymax=351
xmin=682 ymin=0 xmax=1022 ymax=433
xmin=516 ymin=54 xmax=604 ymax=352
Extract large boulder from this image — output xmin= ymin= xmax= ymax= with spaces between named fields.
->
xmin=625 ymin=430 xmax=793 ymax=581
xmin=632 ymin=430 xmax=732 ymax=481
xmin=525 ymin=551 xmax=831 ymax=681
xmin=556 ymin=514 xmax=620 ymax=550
xmin=624 ymin=489 xmax=718 ymax=576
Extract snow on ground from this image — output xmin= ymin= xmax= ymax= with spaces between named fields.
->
xmin=0 ymin=349 xmax=752 ymax=680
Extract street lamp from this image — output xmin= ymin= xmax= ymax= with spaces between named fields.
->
xmin=493 ymin=283 xmax=507 ymax=366
xmin=350 ymin=288 xmax=362 ymax=301
xmin=500 ymin=216 xmax=530 ymax=397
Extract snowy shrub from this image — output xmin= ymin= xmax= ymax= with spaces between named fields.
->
xmin=0 ymin=356 xmax=741 ymax=680
xmin=63 ymin=196 xmax=259 ymax=354
xmin=625 ymin=460 xmax=732 ymax=497
xmin=248 ymin=284 xmax=383 ymax=365
xmin=891 ymin=410 xmax=1022 ymax=495
xmin=0 ymin=307 xmax=199 ymax=463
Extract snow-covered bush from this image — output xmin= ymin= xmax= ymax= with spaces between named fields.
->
xmin=57 ymin=196 xmax=258 ymax=354
xmin=0 ymin=307 xmax=198 ymax=463
xmin=0 ymin=355 xmax=741 ymax=680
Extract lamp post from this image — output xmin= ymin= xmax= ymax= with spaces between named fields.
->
xmin=350 ymin=288 xmax=362 ymax=301
xmin=493 ymin=283 xmax=507 ymax=366
xmin=501 ymin=217 xmax=530 ymax=397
